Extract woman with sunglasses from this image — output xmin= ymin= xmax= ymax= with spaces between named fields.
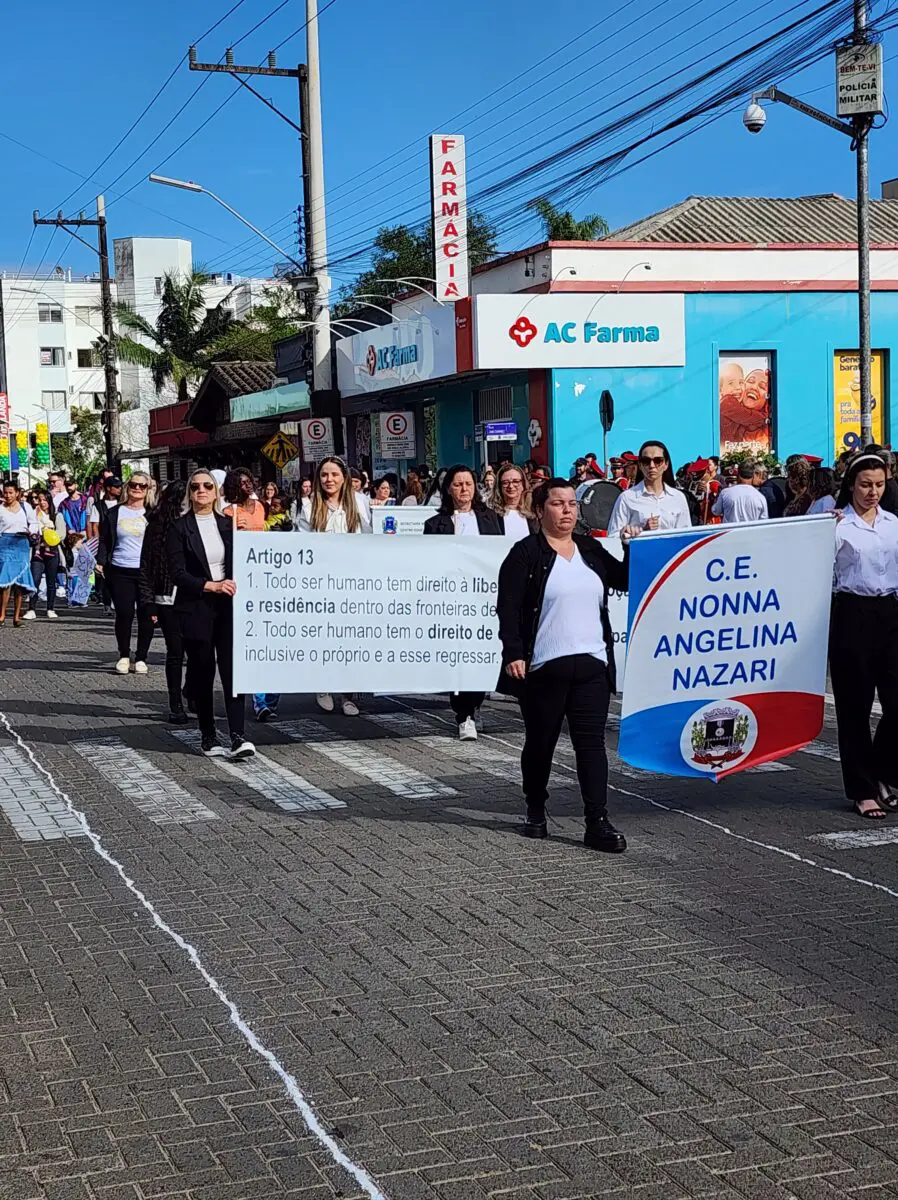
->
xmin=96 ymin=471 xmax=156 ymax=674
xmin=607 ymin=440 xmax=691 ymax=535
xmin=167 ymin=470 xmax=254 ymax=759
xmin=139 ymin=480 xmax=189 ymax=723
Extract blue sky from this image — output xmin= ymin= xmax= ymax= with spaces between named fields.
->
xmin=1 ymin=0 xmax=894 ymax=288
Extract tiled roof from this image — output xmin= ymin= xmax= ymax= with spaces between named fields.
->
xmin=200 ymin=361 xmax=279 ymax=397
xmin=606 ymin=194 xmax=898 ymax=244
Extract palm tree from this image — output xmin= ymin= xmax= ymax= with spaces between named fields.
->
xmin=113 ymin=270 xmax=235 ymax=403
xmin=528 ymin=197 xmax=609 ymax=241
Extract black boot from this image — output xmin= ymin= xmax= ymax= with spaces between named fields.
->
xmin=584 ymin=815 xmax=626 ymax=853
xmin=523 ymin=804 xmax=548 ymax=839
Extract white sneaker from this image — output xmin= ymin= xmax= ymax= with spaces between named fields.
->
xmin=316 ymin=693 xmax=335 ymax=713
xmin=46 ymin=611 xmax=58 ymax=620
xmin=22 ymin=610 xmax=36 ymax=621
xmin=133 ymin=661 xmax=148 ymax=675
xmin=114 ymin=657 xmax=130 ymax=674
xmin=458 ymin=717 xmax=478 ymax=741
xmin=341 ymin=698 xmax=359 ymax=717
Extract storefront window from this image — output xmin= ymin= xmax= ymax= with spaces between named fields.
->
xmin=719 ymin=352 xmax=773 ymax=457
xmin=833 ymin=349 xmax=887 ymax=457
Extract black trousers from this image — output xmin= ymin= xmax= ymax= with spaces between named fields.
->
xmin=449 ymin=692 xmax=484 ymax=723
xmin=829 ymin=592 xmax=898 ymax=800
xmin=157 ymin=606 xmax=185 ymax=713
xmin=182 ymin=598 xmax=245 ymax=739
xmin=29 ymin=554 xmax=58 ymax=611
xmin=520 ymin=654 xmax=610 ymax=823
xmin=106 ymin=566 xmax=154 ymax=661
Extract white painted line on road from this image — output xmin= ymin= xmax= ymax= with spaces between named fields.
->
xmin=170 ymin=730 xmax=346 ymax=813
xmin=809 ymin=827 xmax=898 ymax=849
xmin=391 ymin=699 xmax=898 ymax=904
xmin=0 ymin=714 xmax=386 ymax=1200
xmin=278 ymin=718 xmax=456 ymax=799
xmin=825 ymin=691 xmax=881 ymax=717
xmin=71 ymin=737 xmax=218 ymax=824
xmin=800 ymin=741 xmax=841 ymax=763
xmin=0 ymin=746 xmax=85 ymax=841
xmin=748 ymin=761 xmax=794 ymax=774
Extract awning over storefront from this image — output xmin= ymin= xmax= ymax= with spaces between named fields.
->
xmin=229 ymin=380 xmax=309 ymax=423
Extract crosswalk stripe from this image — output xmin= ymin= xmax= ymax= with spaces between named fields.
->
xmin=809 ymin=827 xmax=898 ymax=849
xmin=71 ymin=737 xmax=218 ymax=824
xmin=0 ymin=746 xmax=84 ymax=841
xmin=800 ymin=741 xmax=841 ymax=763
xmin=170 ymin=730 xmax=346 ymax=813
xmin=278 ymin=719 xmax=457 ymax=799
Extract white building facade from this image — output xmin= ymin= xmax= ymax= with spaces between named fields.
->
xmin=0 ymin=237 xmax=281 ymax=456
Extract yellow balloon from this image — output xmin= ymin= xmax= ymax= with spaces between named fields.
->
xmin=42 ymin=529 xmax=61 ymax=547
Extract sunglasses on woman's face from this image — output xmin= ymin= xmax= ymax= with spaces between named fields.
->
xmin=190 ymin=481 xmax=214 ymax=492
xmin=640 ymin=456 xmax=665 ymax=467
xmin=129 ymin=482 xmax=148 ymax=490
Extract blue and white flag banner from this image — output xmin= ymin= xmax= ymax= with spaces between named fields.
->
xmin=619 ymin=516 xmax=836 ymax=781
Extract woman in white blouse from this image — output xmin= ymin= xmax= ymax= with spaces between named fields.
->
xmin=299 ymin=457 xmax=370 ymax=716
xmin=607 ymin=440 xmax=692 ymax=535
xmin=830 ymin=453 xmax=898 ymax=819
xmin=490 ymin=463 xmax=537 ymax=543
xmin=0 ymin=481 xmax=38 ymax=626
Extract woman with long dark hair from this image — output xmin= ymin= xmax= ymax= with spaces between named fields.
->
xmin=96 ymin=471 xmax=156 ymax=674
xmin=299 ymin=457 xmax=369 ymax=715
xmin=424 ymin=464 xmax=503 ymax=739
xmin=831 ymin=453 xmax=898 ymax=818
xmin=139 ymin=480 xmax=188 ymax=723
xmin=0 ymin=481 xmax=37 ymax=626
xmin=498 ymin=478 xmax=641 ymax=849
xmin=166 ymin=469 xmax=254 ymax=759
xmin=25 ymin=492 xmax=66 ymax=620
xmin=222 ymin=468 xmax=265 ymax=531
xmin=607 ymin=439 xmax=690 ymax=534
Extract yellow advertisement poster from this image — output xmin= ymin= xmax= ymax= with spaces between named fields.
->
xmin=833 ymin=350 xmax=885 ymax=458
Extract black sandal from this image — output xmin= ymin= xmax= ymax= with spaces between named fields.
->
xmin=855 ymin=798 xmax=888 ymax=819
xmin=877 ymin=783 xmax=898 ymax=811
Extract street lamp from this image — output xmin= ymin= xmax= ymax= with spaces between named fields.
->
xmin=742 ymin=85 xmax=872 ymax=444
xmin=148 ymin=174 xmax=316 ymax=287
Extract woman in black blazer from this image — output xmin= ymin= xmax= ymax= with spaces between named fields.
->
xmin=424 ymin=464 xmax=504 ymax=740
xmin=165 ymin=469 xmax=254 ymax=761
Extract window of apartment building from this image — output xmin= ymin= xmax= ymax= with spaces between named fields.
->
xmin=76 ymin=348 xmax=100 ymax=368
xmin=38 ymin=303 xmax=63 ymax=323
xmin=155 ymin=277 xmax=163 ymax=296
xmin=75 ymin=306 xmax=95 ymax=326
xmin=79 ymin=392 xmax=104 ymax=412
xmin=40 ymin=347 xmax=65 ymax=367
xmin=41 ymin=391 xmax=66 ymax=411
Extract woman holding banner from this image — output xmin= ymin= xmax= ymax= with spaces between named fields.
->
xmin=831 ymin=453 xmax=898 ymax=819
xmin=166 ymin=470 xmax=255 ymax=761
xmin=497 ymin=477 xmax=641 ymax=851
xmin=607 ymin=440 xmax=691 ymax=534
xmin=491 ymin=463 xmax=538 ymax=543
xmin=424 ymin=465 xmax=504 ymax=740
xmin=299 ymin=457 xmax=369 ymax=716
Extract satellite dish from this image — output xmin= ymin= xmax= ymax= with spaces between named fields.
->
xmin=578 ymin=480 xmax=621 ymax=532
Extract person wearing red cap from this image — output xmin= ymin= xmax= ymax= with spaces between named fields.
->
xmin=607 ymin=440 xmax=691 ymax=535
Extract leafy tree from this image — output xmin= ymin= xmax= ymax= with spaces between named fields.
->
xmin=50 ymin=407 xmax=106 ymax=485
xmin=337 ymin=212 xmax=498 ymax=313
xmin=207 ymin=286 xmax=305 ymax=362
xmin=113 ymin=270 xmax=235 ymax=403
xmin=528 ymin=197 xmax=608 ymax=241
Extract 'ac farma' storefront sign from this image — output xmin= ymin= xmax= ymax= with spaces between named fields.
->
xmin=474 ymin=293 xmax=686 ymax=369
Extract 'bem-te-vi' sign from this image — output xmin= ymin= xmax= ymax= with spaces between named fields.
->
xmin=473 ymin=294 xmax=686 ymax=370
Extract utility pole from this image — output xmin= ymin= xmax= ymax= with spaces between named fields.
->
xmin=853 ymin=0 xmax=874 ymax=446
xmin=33 ymin=197 xmax=121 ymax=469
xmin=189 ymin=30 xmax=339 ymax=442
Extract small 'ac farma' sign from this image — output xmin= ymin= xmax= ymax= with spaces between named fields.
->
xmin=430 ymin=134 xmax=469 ymax=302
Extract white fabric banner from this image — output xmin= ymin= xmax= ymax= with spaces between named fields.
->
xmin=232 ymin=534 xmax=511 ymax=695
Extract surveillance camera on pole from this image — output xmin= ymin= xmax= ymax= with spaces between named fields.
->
xmin=743 ymin=102 xmax=767 ymax=134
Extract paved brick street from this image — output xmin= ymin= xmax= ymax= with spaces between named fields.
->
xmin=1 ymin=608 xmax=898 ymax=1200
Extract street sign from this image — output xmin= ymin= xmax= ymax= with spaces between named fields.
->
xmin=484 ymin=420 xmax=517 ymax=442
xmin=379 ymin=411 xmax=417 ymax=459
xmin=599 ymin=389 xmax=614 ymax=433
xmin=836 ymin=41 xmax=884 ymax=116
xmin=261 ymin=430 xmax=300 ymax=469
xmin=299 ymin=416 xmax=335 ymax=461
